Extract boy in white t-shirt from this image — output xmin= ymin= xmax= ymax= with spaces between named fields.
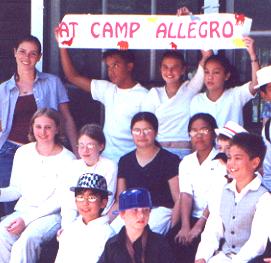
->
xmin=55 ymin=173 xmax=115 ymax=263
xmin=55 ymin=31 xmax=147 ymax=161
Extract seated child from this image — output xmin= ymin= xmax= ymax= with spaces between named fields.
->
xmin=195 ymin=132 xmax=271 ymax=263
xmin=98 ymin=187 xmax=176 ymax=263
xmin=215 ymin=120 xmax=248 ymax=156
xmin=55 ymin=173 xmax=115 ymax=262
xmin=208 ymin=121 xmax=248 ymax=214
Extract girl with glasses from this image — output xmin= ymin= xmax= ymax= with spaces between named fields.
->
xmin=59 ymin=123 xmax=117 ymax=230
xmin=168 ymin=113 xmax=226 ymax=263
xmin=110 ymin=112 xmax=180 ymax=236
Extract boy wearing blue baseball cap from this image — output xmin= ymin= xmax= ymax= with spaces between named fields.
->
xmin=55 ymin=173 xmax=115 ymax=262
xmin=98 ymin=187 xmax=176 ymax=263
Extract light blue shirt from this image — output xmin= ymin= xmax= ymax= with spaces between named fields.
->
xmin=0 ymin=71 xmax=69 ymax=149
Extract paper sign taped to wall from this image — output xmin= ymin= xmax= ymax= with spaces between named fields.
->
xmin=57 ymin=13 xmax=252 ymax=50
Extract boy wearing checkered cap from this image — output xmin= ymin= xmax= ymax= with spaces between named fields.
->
xmin=55 ymin=173 xmax=115 ymax=263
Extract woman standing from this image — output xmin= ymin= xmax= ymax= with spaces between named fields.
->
xmin=110 ymin=112 xmax=180 ymax=235
xmin=0 ymin=108 xmax=75 ymax=263
xmin=0 ymin=35 xmax=77 ymax=215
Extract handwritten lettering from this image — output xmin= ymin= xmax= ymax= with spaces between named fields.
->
xmin=58 ymin=22 xmax=78 ymax=39
xmin=156 ymin=20 xmax=234 ymax=39
xmin=90 ymin=21 xmax=140 ymax=38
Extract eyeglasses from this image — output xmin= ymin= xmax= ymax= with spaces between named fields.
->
xmin=131 ymin=128 xmax=153 ymax=136
xmin=77 ymin=143 xmax=96 ymax=150
xmin=75 ymin=195 xmax=98 ymax=203
xmin=189 ymin=128 xmax=210 ymax=138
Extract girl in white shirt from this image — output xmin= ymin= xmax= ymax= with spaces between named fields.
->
xmin=0 ymin=108 xmax=75 ymax=263
xmin=59 ymin=124 xmax=117 ymax=229
xmin=142 ymin=50 xmax=212 ymax=159
xmin=190 ymin=37 xmax=259 ymax=128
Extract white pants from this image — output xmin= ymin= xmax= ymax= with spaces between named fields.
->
xmin=0 ymin=211 xmax=61 ymax=263
xmin=110 ymin=206 xmax=172 ymax=235
xmin=208 ymin=251 xmax=233 ymax=262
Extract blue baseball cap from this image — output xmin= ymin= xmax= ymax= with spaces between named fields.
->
xmin=118 ymin=187 xmax=152 ymax=212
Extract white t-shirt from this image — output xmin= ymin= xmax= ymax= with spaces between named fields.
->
xmin=179 ymin=148 xmax=225 ymax=218
xmin=59 ymin=157 xmax=117 ymax=229
xmin=0 ymin=142 xmax=76 ymax=225
xmin=91 ymin=80 xmax=148 ymax=162
xmin=55 ymin=215 xmax=115 ymax=263
xmin=142 ymin=66 xmax=204 ymax=142
xmin=262 ymin=123 xmax=271 ymax=191
xmin=190 ymin=82 xmax=254 ymax=128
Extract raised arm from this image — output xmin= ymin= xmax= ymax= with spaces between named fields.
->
xmin=243 ymin=36 xmax=260 ymax=95
xmin=199 ymin=50 xmax=213 ymax=68
xmin=58 ymin=103 xmax=78 ymax=157
xmin=55 ymin=28 xmax=92 ymax=92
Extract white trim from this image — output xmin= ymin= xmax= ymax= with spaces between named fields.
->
xmin=31 ymin=0 xmax=44 ymax=71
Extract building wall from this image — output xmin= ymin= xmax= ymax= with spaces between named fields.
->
xmin=0 ymin=1 xmax=31 ymax=82
xmin=1 ymin=1 xmax=270 ymax=132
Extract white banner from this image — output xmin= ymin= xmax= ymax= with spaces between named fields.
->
xmin=57 ymin=13 xmax=252 ymax=50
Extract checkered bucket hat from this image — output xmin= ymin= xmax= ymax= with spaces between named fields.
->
xmin=70 ymin=173 xmax=112 ymax=195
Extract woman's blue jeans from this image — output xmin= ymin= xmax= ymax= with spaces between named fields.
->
xmin=0 ymin=141 xmax=20 ymax=216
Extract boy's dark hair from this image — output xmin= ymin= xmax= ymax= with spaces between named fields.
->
xmin=75 ymin=188 xmax=108 ymax=200
xmin=160 ymin=50 xmax=186 ymax=67
xmin=230 ymin=132 xmax=266 ymax=169
xmin=102 ymin=49 xmax=135 ymax=64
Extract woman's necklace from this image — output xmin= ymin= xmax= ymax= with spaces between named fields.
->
xmin=17 ymin=79 xmax=34 ymax=96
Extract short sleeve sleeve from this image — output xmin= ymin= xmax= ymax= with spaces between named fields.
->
xmin=55 ymin=76 xmax=69 ymax=104
xmin=178 ymin=157 xmax=193 ymax=195
xmin=163 ymin=151 xmax=180 ymax=181
xmin=91 ymin=79 xmax=114 ymax=104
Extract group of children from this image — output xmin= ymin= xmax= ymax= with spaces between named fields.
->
xmin=52 ymin=36 xmax=271 ymax=262
xmin=1 ymin=9 xmax=271 ymax=262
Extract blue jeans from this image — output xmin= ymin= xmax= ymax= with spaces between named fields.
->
xmin=0 ymin=141 xmax=21 ymax=216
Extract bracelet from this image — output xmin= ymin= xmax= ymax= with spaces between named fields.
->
xmin=251 ymin=58 xmax=258 ymax=63
xmin=201 ymin=215 xmax=208 ymax=221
